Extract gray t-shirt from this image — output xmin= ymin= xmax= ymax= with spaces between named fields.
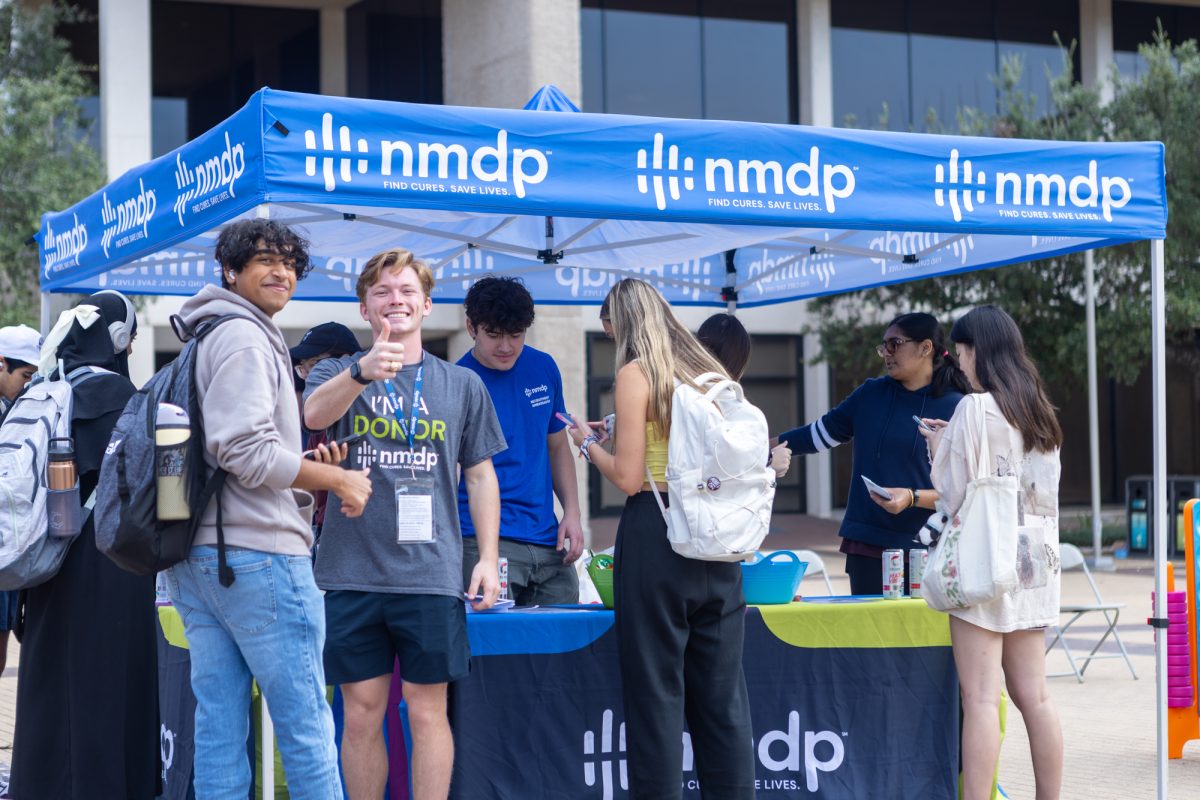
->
xmin=305 ymin=351 xmax=506 ymax=597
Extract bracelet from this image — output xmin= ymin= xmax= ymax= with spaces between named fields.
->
xmin=579 ymin=434 xmax=600 ymax=463
xmin=912 ymin=488 xmax=920 ymax=508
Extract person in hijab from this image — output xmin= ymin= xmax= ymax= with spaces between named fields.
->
xmin=11 ymin=290 xmax=160 ymax=800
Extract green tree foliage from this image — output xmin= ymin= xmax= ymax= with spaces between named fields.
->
xmin=0 ymin=3 xmax=103 ymax=325
xmin=812 ymin=30 xmax=1199 ymax=389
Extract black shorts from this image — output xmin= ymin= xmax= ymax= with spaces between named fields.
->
xmin=323 ymin=591 xmax=470 ymax=685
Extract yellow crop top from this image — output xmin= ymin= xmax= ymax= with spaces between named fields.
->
xmin=645 ymin=423 xmax=668 ymax=484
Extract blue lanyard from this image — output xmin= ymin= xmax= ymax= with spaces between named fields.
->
xmin=383 ymin=354 xmax=424 ymax=451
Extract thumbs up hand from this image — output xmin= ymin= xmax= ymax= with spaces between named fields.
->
xmin=360 ymin=317 xmax=406 ymax=381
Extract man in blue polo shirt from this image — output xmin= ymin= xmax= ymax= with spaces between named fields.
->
xmin=458 ymin=276 xmax=583 ymax=604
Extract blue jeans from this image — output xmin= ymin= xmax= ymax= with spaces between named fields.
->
xmin=167 ymin=546 xmax=340 ymax=800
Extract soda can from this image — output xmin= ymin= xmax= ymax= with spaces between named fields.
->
xmin=882 ymin=549 xmax=905 ymax=599
xmin=498 ymin=556 xmax=510 ymax=601
xmin=908 ymin=548 xmax=928 ymax=598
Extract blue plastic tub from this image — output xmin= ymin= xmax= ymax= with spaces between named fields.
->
xmin=740 ymin=551 xmax=808 ymax=604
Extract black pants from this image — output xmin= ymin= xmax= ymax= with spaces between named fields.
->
xmin=614 ymin=492 xmax=755 ymax=800
xmin=844 ymin=549 xmax=923 ymax=595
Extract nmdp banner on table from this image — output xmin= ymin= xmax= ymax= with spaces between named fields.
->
xmin=450 ymin=606 xmax=956 ymax=798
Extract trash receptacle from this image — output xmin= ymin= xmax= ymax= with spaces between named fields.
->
xmin=1169 ymin=477 xmax=1200 ymax=558
xmin=1126 ymin=476 xmax=1152 ymax=555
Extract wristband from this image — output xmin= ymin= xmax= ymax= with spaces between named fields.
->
xmin=579 ymin=434 xmax=600 ymax=463
xmin=913 ymin=488 xmax=921 ymax=508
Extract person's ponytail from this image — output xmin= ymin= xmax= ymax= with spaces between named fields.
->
xmin=931 ymin=347 xmax=972 ymax=397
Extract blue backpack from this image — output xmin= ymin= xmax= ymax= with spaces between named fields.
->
xmin=94 ymin=314 xmax=241 ymax=586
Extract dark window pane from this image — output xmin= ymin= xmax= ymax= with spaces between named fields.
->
xmin=151 ymin=1 xmax=319 ymax=140
xmin=581 ymin=7 xmax=605 ymax=111
xmin=346 ymin=0 xmax=442 ymax=103
xmin=909 ymin=0 xmax=995 ymax=40
xmin=910 ymin=33 xmax=997 ymax=126
xmin=830 ymin=0 xmax=905 ymax=33
xmin=1115 ymin=2 xmax=1200 ymax=52
xmin=600 ymin=9 xmax=703 ymax=118
xmin=832 ymin=27 xmax=909 ymax=128
xmin=702 ymin=16 xmax=790 ymax=123
xmin=998 ymin=41 xmax=1066 ymax=117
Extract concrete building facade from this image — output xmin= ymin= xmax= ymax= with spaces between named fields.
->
xmin=62 ymin=0 xmax=1198 ymax=531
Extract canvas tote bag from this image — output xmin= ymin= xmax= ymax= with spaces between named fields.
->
xmin=923 ymin=393 xmax=1020 ymax=611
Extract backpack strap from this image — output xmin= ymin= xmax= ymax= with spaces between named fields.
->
xmin=179 ymin=313 xmax=242 ymax=587
xmin=646 ymin=465 xmax=670 ymax=524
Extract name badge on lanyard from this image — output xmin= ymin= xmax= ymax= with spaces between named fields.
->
xmin=395 ymin=484 xmax=434 ymax=543
xmin=384 ymin=356 xmax=433 ymax=542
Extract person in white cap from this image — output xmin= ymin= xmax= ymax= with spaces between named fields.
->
xmin=0 ymin=324 xmax=41 ymax=421
xmin=0 ymin=323 xmax=40 ymax=684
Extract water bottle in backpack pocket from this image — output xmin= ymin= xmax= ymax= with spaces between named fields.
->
xmin=0 ymin=367 xmax=109 ymax=590
xmin=46 ymin=437 xmax=82 ymax=539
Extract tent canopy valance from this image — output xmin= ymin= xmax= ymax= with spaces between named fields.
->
xmin=36 ymin=86 xmax=1166 ymax=306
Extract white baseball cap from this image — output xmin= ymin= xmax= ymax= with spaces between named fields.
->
xmin=0 ymin=325 xmax=43 ymax=366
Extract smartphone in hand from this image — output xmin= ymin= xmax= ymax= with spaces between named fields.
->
xmin=912 ymin=415 xmax=934 ymax=432
xmin=303 ymin=433 xmax=366 ymax=460
xmin=555 ymin=411 xmax=577 ymax=428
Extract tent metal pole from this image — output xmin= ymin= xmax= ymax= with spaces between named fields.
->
xmin=1085 ymin=249 xmax=1107 ymax=568
xmin=723 ymin=250 xmax=737 ymax=315
xmin=1149 ymin=238 xmax=1167 ymax=800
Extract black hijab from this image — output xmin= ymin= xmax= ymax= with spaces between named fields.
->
xmin=53 ymin=292 xmax=138 ymax=476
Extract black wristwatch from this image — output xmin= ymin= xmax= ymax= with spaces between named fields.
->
xmin=348 ymin=359 xmax=371 ymax=386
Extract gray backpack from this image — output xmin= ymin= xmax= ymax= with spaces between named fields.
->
xmin=0 ymin=367 xmax=110 ymax=590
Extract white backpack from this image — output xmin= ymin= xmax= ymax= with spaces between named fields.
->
xmin=0 ymin=366 xmax=109 ymax=590
xmin=649 ymin=372 xmax=777 ymax=562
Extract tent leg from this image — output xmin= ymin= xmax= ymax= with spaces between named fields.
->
xmin=1085 ymin=250 xmax=1110 ymax=569
xmin=40 ymin=292 xmax=50 ymax=334
xmin=1150 ymin=238 xmax=1168 ymax=800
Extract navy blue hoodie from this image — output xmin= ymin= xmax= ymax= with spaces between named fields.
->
xmin=780 ymin=377 xmax=965 ymax=551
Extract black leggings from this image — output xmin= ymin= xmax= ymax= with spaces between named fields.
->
xmin=613 ymin=492 xmax=755 ymax=800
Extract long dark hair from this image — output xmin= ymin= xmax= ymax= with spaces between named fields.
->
xmin=888 ymin=312 xmax=971 ymax=398
xmin=950 ymin=305 xmax=1062 ymax=453
xmin=697 ymin=313 xmax=751 ymax=380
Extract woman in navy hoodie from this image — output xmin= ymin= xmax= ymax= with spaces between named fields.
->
xmin=778 ymin=313 xmax=970 ymax=594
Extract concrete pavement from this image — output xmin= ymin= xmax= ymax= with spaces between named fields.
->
xmin=3 ymin=513 xmax=1200 ymax=798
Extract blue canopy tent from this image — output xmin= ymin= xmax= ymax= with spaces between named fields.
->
xmin=35 ymin=86 xmax=1174 ymax=794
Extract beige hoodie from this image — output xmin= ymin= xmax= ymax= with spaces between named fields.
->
xmin=178 ymin=285 xmax=313 ymax=555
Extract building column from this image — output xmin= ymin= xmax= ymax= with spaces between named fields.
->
xmin=802 ymin=332 xmax=833 ymax=518
xmin=442 ymin=0 xmax=581 ymax=109
xmin=796 ymin=0 xmax=833 ymax=127
xmin=442 ymin=0 xmax=590 ymax=540
xmin=320 ymin=7 xmax=348 ymax=97
xmin=796 ymin=1 xmax=834 ymax=516
xmin=99 ymin=0 xmax=151 ymax=179
xmin=1079 ymin=0 xmax=1115 ymax=103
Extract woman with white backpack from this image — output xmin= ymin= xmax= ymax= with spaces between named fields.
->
xmin=568 ymin=279 xmax=756 ymax=799
xmin=921 ymin=305 xmax=1063 ymax=800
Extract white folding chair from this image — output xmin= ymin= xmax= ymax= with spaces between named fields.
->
xmin=791 ymin=549 xmax=835 ymax=596
xmin=1045 ymin=543 xmax=1138 ymax=682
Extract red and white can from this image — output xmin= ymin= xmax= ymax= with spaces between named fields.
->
xmin=882 ymin=549 xmax=905 ymax=599
xmin=498 ymin=556 xmax=510 ymax=601
xmin=909 ymin=549 xmax=928 ymax=598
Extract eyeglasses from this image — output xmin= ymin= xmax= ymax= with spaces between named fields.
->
xmin=876 ymin=337 xmax=916 ymax=357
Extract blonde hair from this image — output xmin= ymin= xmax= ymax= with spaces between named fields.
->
xmin=356 ymin=248 xmax=434 ymax=302
xmin=605 ymin=278 xmax=730 ymax=437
